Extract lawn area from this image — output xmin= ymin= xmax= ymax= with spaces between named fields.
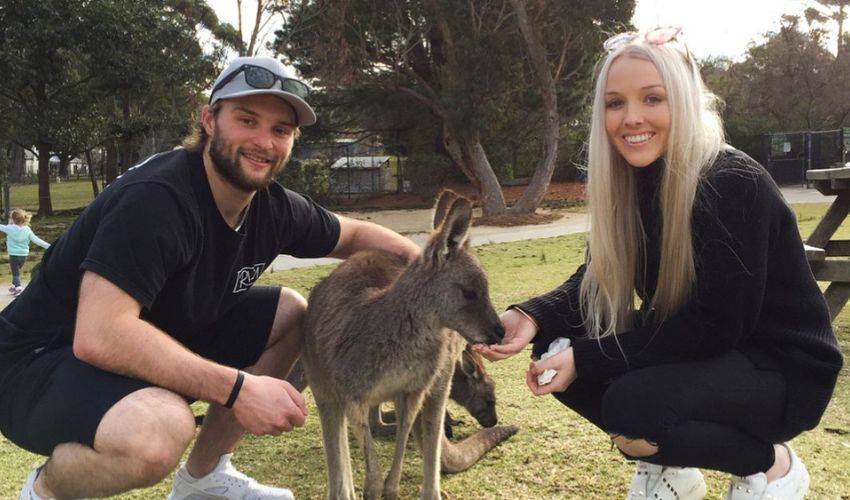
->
xmin=0 ymin=202 xmax=848 ymax=498
xmin=0 ymin=211 xmax=81 ymax=286
xmin=0 ymin=180 xmax=94 ymax=285
xmin=8 ymin=180 xmax=96 ymax=213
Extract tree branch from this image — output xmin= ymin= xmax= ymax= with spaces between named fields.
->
xmin=246 ymin=0 xmax=266 ymax=56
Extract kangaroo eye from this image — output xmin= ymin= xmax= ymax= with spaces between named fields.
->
xmin=461 ymin=288 xmax=478 ymax=301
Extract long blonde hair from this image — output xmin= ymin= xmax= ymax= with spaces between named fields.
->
xmin=580 ymin=41 xmax=725 ymax=338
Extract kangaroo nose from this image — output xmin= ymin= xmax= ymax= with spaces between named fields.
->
xmin=479 ymin=411 xmax=498 ymax=428
xmin=491 ymin=323 xmax=505 ymax=343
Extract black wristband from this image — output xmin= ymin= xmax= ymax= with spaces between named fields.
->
xmin=224 ymin=370 xmax=245 ymax=408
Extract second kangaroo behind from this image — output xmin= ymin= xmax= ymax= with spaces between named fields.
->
xmin=301 ymin=191 xmax=504 ymax=499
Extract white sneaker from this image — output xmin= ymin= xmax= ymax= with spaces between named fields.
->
xmin=724 ymin=444 xmax=809 ymax=500
xmin=168 ymin=453 xmax=294 ymax=500
xmin=19 ymin=466 xmax=44 ymax=500
xmin=626 ymin=461 xmax=707 ymax=499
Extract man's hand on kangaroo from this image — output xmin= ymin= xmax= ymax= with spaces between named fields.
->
xmin=232 ymin=373 xmax=307 ymax=436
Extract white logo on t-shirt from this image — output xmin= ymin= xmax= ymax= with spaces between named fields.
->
xmin=233 ymin=263 xmax=266 ymax=293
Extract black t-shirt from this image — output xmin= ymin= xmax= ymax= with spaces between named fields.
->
xmin=0 ymin=149 xmax=340 ymax=352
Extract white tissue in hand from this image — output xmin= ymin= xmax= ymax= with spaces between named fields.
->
xmin=537 ymin=337 xmax=571 ymax=386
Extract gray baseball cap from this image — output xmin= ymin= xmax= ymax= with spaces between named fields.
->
xmin=209 ymin=56 xmax=317 ymax=126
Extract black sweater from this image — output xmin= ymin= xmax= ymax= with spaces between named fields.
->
xmin=517 ymin=147 xmax=843 ymax=434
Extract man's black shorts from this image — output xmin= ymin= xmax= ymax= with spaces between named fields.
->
xmin=0 ymin=286 xmax=281 ymax=456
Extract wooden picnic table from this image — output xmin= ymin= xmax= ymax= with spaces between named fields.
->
xmin=804 ymin=164 xmax=850 ymax=320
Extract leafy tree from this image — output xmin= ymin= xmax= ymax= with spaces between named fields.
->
xmin=85 ymin=1 xmax=228 ymax=183
xmin=0 ymin=0 xmax=93 ymax=214
xmin=805 ymin=0 xmax=849 ymax=57
xmin=232 ymin=0 xmax=286 ymax=56
xmin=705 ymin=14 xmax=850 ymax=146
xmin=275 ymin=0 xmax=634 ymax=215
xmin=0 ymin=0 xmax=238 ymax=214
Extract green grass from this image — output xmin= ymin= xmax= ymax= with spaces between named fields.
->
xmin=0 ymin=203 xmax=848 ymax=498
xmin=0 ymin=211 xmax=82 ymax=286
xmin=8 ymin=180 xmax=97 ymax=213
xmin=0 ymin=180 xmax=94 ymax=285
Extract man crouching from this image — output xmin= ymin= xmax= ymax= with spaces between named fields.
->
xmin=0 ymin=56 xmax=420 ymax=500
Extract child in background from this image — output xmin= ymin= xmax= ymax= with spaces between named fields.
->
xmin=0 ymin=209 xmax=50 ymax=295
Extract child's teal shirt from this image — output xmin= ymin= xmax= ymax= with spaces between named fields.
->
xmin=0 ymin=224 xmax=50 ymax=256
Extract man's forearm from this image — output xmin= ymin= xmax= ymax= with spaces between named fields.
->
xmin=331 ymin=218 xmax=420 ymax=261
xmin=74 ymin=315 xmax=237 ymax=406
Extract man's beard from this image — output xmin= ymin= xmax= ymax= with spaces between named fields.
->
xmin=207 ymin=131 xmax=288 ymax=192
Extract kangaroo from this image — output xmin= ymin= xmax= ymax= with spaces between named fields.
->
xmin=285 ymin=346 xmax=518 ymax=474
xmin=368 ymin=346 xmax=498 ymax=435
xmin=290 ymin=346 xmax=499 ymax=432
xmin=449 ymin=346 xmax=498 ymax=429
xmin=438 ymin=347 xmax=519 ymax=474
xmin=301 ymin=190 xmax=504 ymax=499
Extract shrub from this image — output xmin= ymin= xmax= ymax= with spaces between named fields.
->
xmin=278 ymin=157 xmax=331 ymax=203
xmin=402 ymin=153 xmax=464 ymax=194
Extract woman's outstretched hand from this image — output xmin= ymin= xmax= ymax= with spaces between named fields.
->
xmin=473 ymin=308 xmax=537 ymax=362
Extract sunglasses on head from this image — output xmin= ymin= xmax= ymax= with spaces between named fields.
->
xmin=209 ymin=64 xmax=311 ymax=103
xmin=603 ymin=26 xmax=689 ymax=58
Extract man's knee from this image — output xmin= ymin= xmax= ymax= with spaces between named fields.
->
xmin=126 ymin=393 xmax=195 ymax=485
xmin=279 ymin=287 xmax=307 ymax=320
xmin=611 ymin=435 xmax=659 ymax=458
xmin=94 ymin=387 xmax=195 ymax=485
xmin=127 ymin=439 xmax=187 ymax=486
xmin=269 ymin=287 xmax=308 ymax=345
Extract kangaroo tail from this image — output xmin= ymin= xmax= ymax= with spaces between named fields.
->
xmin=440 ymin=424 xmax=519 ymax=474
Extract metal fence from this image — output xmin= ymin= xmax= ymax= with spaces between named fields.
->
xmin=298 ymin=134 xmax=407 ymax=199
xmin=733 ymin=129 xmax=848 ymax=186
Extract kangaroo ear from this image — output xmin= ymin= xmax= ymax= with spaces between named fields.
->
xmin=459 ymin=349 xmax=478 ymax=378
xmin=425 ymin=197 xmax=472 ymax=266
xmin=433 ymin=189 xmax=459 ymax=229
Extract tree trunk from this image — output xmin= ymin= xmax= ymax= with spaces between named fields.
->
xmin=0 ymin=143 xmax=8 ymax=215
xmin=36 ymin=141 xmax=53 ymax=216
xmin=442 ymin=123 xmax=480 ymax=191
xmin=836 ymin=2 xmax=845 ymax=58
xmin=104 ymin=140 xmax=119 ymax=185
xmin=120 ymin=89 xmax=132 ymax=174
xmin=443 ymin=125 xmax=506 ymax=215
xmin=2 ymin=167 xmax=9 ymax=216
xmin=59 ymin=157 xmax=70 ymax=179
xmin=85 ymin=149 xmax=100 ymax=197
xmin=10 ymin=143 xmax=25 ymax=182
xmin=508 ymin=0 xmax=560 ymax=214
xmin=237 ymin=0 xmax=244 ymax=55
xmin=246 ymin=0 xmax=265 ymax=56
xmin=465 ymin=136 xmax=507 ymax=215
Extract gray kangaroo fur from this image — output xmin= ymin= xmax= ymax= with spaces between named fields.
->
xmin=301 ymin=190 xmax=504 ymax=499
xmin=287 ymin=346 xmax=519 ymax=473
xmin=370 ymin=345 xmax=501 ymax=435
xmin=430 ymin=345 xmax=519 ymax=474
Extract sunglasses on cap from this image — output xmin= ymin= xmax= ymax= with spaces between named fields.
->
xmin=603 ymin=26 xmax=692 ymax=62
xmin=209 ymin=64 xmax=311 ymax=104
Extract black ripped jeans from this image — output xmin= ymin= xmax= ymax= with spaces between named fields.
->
xmin=553 ymin=350 xmax=789 ymax=476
